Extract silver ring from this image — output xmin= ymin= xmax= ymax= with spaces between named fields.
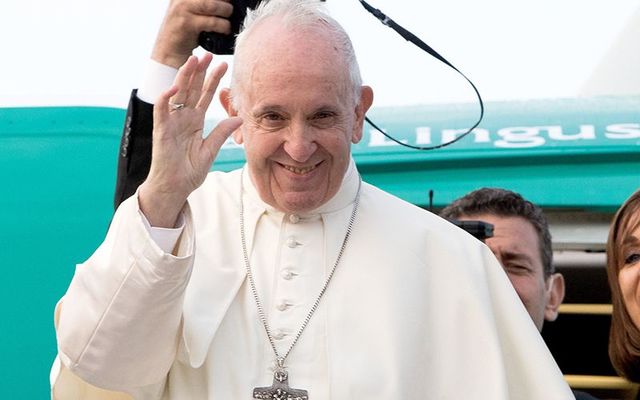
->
xmin=169 ymin=102 xmax=185 ymax=111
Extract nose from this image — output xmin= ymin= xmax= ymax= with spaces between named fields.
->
xmin=283 ymin=122 xmax=317 ymax=162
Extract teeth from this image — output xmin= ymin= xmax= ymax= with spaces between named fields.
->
xmin=282 ymin=164 xmax=317 ymax=175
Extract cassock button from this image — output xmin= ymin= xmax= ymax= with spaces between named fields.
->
xmin=281 ymin=270 xmax=295 ymax=280
xmin=273 ymin=330 xmax=286 ymax=340
xmin=286 ymin=237 xmax=298 ymax=248
xmin=276 ymin=302 xmax=290 ymax=311
xmin=289 ymin=214 xmax=300 ymax=224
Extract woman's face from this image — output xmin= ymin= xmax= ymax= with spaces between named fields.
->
xmin=618 ymin=218 xmax=640 ymax=329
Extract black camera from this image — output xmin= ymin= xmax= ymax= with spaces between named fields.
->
xmin=198 ymin=0 xmax=262 ymax=55
xmin=198 ymin=0 xmax=326 ymax=55
xmin=451 ymin=220 xmax=494 ymax=242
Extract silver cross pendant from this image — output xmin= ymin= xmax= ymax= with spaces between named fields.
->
xmin=253 ymin=369 xmax=309 ymax=400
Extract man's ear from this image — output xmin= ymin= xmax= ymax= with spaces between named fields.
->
xmin=544 ymin=273 xmax=566 ymax=322
xmin=219 ymin=88 xmax=243 ymax=144
xmin=352 ymin=86 xmax=374 ymax=144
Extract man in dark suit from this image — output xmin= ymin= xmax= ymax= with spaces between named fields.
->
xmin=115 ymin=0 xmax=234 ymax=208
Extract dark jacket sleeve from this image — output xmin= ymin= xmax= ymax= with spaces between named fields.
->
xmin=573 ymin=390 xmax=601 ymax=400
xmin=114 ymin=89 xmax=154 ymax=210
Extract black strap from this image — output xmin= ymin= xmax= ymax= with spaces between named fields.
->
xmin=358 ymin=0 xmax=484 ymax=150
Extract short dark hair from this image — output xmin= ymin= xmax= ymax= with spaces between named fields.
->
xmin=440 ymin=188 xmax=553 ymax=277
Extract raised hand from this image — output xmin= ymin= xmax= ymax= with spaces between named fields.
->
xmin=139 ymin=53 xmax=243 ymax=228
xmin=152 ymin=0 xmax=233 ymax=68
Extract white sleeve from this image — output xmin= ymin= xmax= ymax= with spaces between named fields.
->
xmin=137 ymin=59 xmax=179 ymax=104
xmin=139 ymin=209 xmax=185 ymax=254
xmin=54 ymin=195 xmax=195 ymax=391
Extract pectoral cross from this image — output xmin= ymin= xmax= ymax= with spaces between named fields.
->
xmin=253 ymin=369 xmax=309 ymax=400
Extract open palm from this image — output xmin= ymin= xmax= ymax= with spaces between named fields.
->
xmin=140 ymin=54 xmax=242 ymax=227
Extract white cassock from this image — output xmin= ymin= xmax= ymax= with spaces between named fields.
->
xmin=50 ymin=160 xmax=575 ymax=400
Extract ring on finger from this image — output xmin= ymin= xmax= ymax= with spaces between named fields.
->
xmin=169 ymin=102 xmax=186 ymax=111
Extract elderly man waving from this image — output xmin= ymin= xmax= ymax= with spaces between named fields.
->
xmin=51 ymin=1 xmax=573 ymax=399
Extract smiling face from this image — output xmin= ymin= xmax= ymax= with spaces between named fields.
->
xmin=221 ymin=21 xmax=372 ymax=213
xmin=457 ymin=213 xmax=564 ymax=331
xmin=617 ymin=219 xmax=640 ymax=329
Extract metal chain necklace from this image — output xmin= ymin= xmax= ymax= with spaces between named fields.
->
xmin=240 ymin=172 xmax=362 ymax=400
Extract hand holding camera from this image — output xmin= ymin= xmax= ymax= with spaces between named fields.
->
xmin=154 ymin=1 xmax=327 ymax=63
xmin=151 ymin=0 xmax=234 ymax=68
xmin=199 ymin=0 xmax=261 ymax=54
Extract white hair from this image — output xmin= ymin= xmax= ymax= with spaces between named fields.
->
xmin=229 ymin=0 xmax=363 ymax=109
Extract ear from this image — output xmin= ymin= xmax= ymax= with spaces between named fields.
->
xmin=219 ymin=88 xmax=243 ymax=144
xmin=544 ymin=273 xmax=565 ymax=322
xmin=351 ymin=86 xmax=374 ymax=144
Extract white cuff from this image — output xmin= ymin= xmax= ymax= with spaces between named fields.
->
xmin=137 ymin=59 xmax=179 ymax=104
xmin=139 ymin=210 xmax=185 ymax=254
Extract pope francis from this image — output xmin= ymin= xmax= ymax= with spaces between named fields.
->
xmin=51 ymin=0 xmax=575 ymax=399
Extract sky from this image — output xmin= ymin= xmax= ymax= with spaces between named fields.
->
xmin=1 ymin=0 xmax=638 ymax=117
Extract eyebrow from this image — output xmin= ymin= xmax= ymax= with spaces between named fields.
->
xmin=251 ymin=105 xmax=288 ymax=116
xmin=620 ymin=235 xmax=640 ymax=254
xmin=252 ymin=103 xmax=342 ymax=116
xmin=622 ymin=230 xmax=640 ymax=243
xmin=500 ymin=251 xmax=534 ymax=264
